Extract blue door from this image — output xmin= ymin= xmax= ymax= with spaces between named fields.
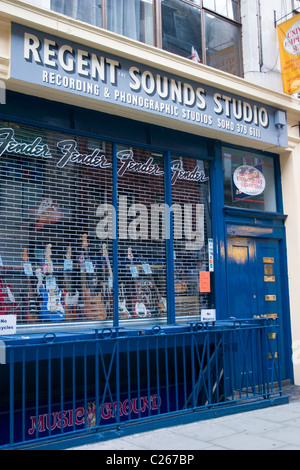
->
xmin=227 ymin=238 xmax=257 ymax=318
xmin=227 ymin=236 xmax=287 ymax=379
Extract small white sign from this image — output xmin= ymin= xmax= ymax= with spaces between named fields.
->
xmin=0 ymin=315 xmax=17 ymax=335
xmin=142 ymin=263 xmax=152 ymax=274
xmin=23 ymin=262 xmax=33 ymax=276
xmin=85 ymin=261 xmax=95 ymax=274
xmin=201 ymin=309 xmax=216 ymax=322
xmin=64 ymin=259 xmax=73 ymax=271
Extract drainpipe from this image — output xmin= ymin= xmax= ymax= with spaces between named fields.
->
xmin=257 ymin=0 xmax=263 ymax=72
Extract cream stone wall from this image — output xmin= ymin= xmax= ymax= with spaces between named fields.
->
xmin=280 ymin=130 xmax=300 ymax=384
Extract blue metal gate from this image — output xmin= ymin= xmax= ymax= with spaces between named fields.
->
xmin=0 ymin=317 xmax=287 ymax=449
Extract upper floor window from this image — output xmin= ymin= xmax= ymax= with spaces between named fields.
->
xmin=160 ymin=0 xmax=242 ymax=76
xmin=32 ymin=0 xmax=242 ymax=77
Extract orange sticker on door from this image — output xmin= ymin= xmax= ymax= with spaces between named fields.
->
xmin=199 ymin=271 xmax=211 ymax=293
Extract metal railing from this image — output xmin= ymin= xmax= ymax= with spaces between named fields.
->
xmin=0 ymin=317 xmax=284 ymax=449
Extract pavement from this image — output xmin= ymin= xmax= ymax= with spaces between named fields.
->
xmin=66 ymin=384 xmax=300 ymax=451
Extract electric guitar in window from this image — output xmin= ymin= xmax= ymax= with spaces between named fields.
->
xmin=119 ymin=283 xmax=130 ymax=319
xmin=0 ymin=251 xmax=20 ymax=317
xmin=127 ymin=248 xmax=150 ymax=318
xmin=63 ymin=246 xmax=79 ymax=321
xmin=0 ymin=279 xmax=19 ymax=316
xmin=144 ymin=264 xmax=167 ymax=317
xmin=22 ymin=248 xmax=38 ymax=323
xmin=39 ymin=244 xmax=65 ymax=321
xmin=80 ymin=234 xmax=106 ymax=320
xmin=102 ymin=243 xmax=113 ymax=319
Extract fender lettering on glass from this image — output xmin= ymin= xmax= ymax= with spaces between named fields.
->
xmin=56 ymin=139 xmax=111 ymax=169
xmin=0 ymin=128 xmax=52 ymax=159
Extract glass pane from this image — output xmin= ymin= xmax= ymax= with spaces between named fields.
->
xmin=161 ymin=0 xmax=202 ymax=62
xmin=205 ymin=12 xmax=242 ymax=76
xmin=171 ymin=156 xmax=214 ymax=318
xmin=107 ymin=0 xmax=154 ymax=45
xmin=215 ymin=0 xmax=228 ymax=17
xmin=51 ymin=0 xmax=103 ymax=28
xmin=116 ymin=146 xmax=166 ymax=320
xmin=222 ymin=147 xmax=277 ymax=212
xmin=231 ymin=0 xmax=239 ymax=21
xmin=203 ymin=0 xmax=212 ymax=8
xmin=0 ymin=121 xmax=112 ymax=324
xmin=203 ymin=0 xmax=239 ymax=21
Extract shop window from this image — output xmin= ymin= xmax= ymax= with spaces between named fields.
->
xmin=204 ymin=11 xmax=242 ymax=76
xmin=116 ymin=145 xmax=166 ymax=319
xmin=0 ymin=122 xmax=112 ymax=324
xmin=171 ymin=156 xmax=214 ymax=318
xmin=0 ymin=122 xmax=214 ymax=326
xmin=222 ymin=147 xmax=277 ymax=212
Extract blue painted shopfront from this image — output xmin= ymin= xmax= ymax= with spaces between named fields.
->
xmin=0 ymin=90 xmax=293 ymax=448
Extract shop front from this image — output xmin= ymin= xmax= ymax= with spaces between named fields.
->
xmin=0 ymin=18 xmax=293 ymax=448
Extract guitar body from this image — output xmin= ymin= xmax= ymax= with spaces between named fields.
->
xmin=156 ymin=294 xmax=167 ymax=316
xmin=174 ymin=280 xmax=187 ymax=294
xmin=82 ymin=285 xmax=107 ymax=320
xmin=80 ymin=235 xmax=107 ymax=321
xmin=127 ymin=248 xmax=150 ymax=319
xmin=133 ymin=300 xmax=150 ymax=318
xmin=40 ymin=285 xmax=65 ymax=321
xmin=119 ymin=299 xmax=130 ymax=319
xmin=63 ymin=289 xmax=79 ymax=320
xmin=39 ymin=244 xmax=65 ymax=321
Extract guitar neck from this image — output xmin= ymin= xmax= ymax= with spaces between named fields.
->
xmin=105 ymin=255 xmax=113 ymax=278
xmin=80 ymin=255 xmax=87 ymax=285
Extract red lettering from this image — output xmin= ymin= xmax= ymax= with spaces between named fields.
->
xmin=101 ymin=403 xmax=112 ymax=419
xmin=132 ymin=398 xmax=139 ymax=413
xmin=140 ymin=397 xmax=148 ymax=413
xmin=68 ymin=409 xmax=74 ymax=427
xmin=57 ymin=411 xmax=69 ymax=429
xmin=122 ymin=399 xmax=129 ymax=416
xmin=151 ymin=394 xmax=161 ymax=410
xmin=75 ymin=407 xmax=85 ymax=426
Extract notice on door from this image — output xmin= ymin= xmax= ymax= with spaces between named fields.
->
xmin=199 ymin=271 xmax=211 ymax=293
